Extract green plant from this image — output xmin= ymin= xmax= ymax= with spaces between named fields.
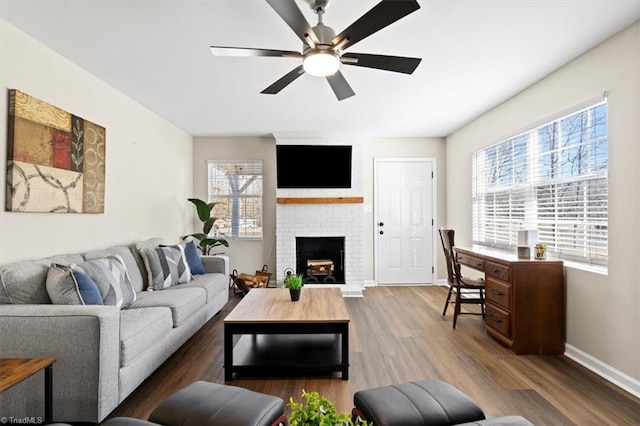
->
xmin=284 ymin=273 xmax=304 ymax=290
xmin=184 ymin=198 xmax=229 ymax=255
xmin=535 ymin=243 xmax=548 ymax=259
xmin=288 ymin=390 xmax=369 ymax=426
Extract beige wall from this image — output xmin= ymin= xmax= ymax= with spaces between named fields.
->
xmin=446 ymin=22 xmax=640 ymax=382
xmin=0 ymin=20 xmax=194 ymax=264
xmin=193 ymin=136 xmax=447 ymax=284
xmin=192 ymin=137 xmax=277 ymax=275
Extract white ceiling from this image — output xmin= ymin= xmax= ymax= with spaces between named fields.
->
xmin=1 ymin=0 xmax=638 ymax=138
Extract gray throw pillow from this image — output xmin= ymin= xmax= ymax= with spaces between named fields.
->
xmin=45 ymin=263 xmax=104 ymax=305
xmin=140 ymin=245 xmax=192 ymax=291
xmin=71 ymin=255 xmax=136 ymax=308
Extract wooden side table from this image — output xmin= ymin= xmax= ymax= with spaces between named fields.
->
xmin=0 ymin=358 xmax=56 ymax=423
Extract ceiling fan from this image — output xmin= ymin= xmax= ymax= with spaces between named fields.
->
xmin=210 ymin=0 xmax=422 ymax=101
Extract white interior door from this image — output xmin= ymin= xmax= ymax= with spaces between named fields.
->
xmin=375 ymin=159 xmax=435 ymax=285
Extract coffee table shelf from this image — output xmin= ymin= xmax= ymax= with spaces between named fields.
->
xmin=231 ymin=333 xmax=344 ymax=378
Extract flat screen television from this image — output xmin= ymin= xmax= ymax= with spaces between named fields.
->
xmin=276 ymin=145 xmax=352 ymax=188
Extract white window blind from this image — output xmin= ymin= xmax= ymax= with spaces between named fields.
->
xmin=472 ymin=100 xmax=608 ymax=265
xmin=207 ymin=160 xmax=263 ymax=240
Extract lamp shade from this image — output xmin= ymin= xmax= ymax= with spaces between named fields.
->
xmin=303 ymin=51 xmax=340 ymax=77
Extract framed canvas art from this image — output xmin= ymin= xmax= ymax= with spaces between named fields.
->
xmin=6 ymin=89 xmax=105 ymax=213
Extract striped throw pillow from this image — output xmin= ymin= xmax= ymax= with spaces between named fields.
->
xmin=140 ymin=245 xmax=192 ymax=291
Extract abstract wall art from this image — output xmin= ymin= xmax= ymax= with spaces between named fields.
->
xmin=6 ymin=89 xmax=105 ymax=213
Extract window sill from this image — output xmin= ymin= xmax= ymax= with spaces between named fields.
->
xmin=560 ymin=259 xmax=608 ymax=276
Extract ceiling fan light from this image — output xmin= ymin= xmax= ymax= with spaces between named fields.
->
xmin=303 ymin=51 xmax=340 ymax=77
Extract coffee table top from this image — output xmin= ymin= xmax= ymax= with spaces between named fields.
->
xmin=224 ymin=287 xmax=349 ymax=324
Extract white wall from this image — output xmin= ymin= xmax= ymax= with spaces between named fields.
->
xmin=446 ymin=22 xmax=640 ymax=385
xmin=0 ymin=20 xmax=194 ymax=264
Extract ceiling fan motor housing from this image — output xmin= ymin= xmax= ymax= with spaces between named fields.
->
xmin=304 ymin=22 xmax=337 ymax=53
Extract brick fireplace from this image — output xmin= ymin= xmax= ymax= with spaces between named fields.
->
xmin=275 ymin=136 xmax=364 ymax=296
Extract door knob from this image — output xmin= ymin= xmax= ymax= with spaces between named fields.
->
xmin=378 ymin=222 xmax=384 ymax=227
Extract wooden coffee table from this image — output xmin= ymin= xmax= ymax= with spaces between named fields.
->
xmin=224 ymin=287 xmax=350 ymax=381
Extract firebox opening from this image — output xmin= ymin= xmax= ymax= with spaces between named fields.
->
xmin=295 ymin=237 xmax=345 ymax=284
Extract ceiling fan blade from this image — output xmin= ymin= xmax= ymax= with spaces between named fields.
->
xmin=332 ymin=0 xmax=420 ymax=51
xmin=341 ymin=52 xmax=421 ymax=74
xmin=261 ymin=65 xmax=305 ymax=95
xmin=266 ymin=0 xmax=319 ymax=46
xmin=210 ymin=46 xmax=301 ymax=58
xmin=326 ymin=71 xmax=355 ymax=101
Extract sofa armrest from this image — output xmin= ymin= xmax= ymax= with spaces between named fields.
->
xmin=201 ymin=254 xmax=229 ymax=276
xmin=0 ymin=304 xmax=121 ymax=423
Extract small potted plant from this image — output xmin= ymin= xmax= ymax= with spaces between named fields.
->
xmin=535 ymin=243 xmax=547 ymax=260
xmin=284 ymin=273 xmax=304 ymax=301
xmin=288 ymin=390 xmax=369 ymax=426
xmin=184 ymin=198 xmax=229 ymax=255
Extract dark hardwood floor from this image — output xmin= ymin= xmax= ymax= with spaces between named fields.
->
xmin=108 ymin=286 xmax=640 ymax=425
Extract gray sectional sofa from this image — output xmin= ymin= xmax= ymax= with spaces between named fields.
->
xmin=0 ymin=238 xmax=229 ymax=423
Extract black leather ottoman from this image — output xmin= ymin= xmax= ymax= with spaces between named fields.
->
xmin=457 ymin=416 xmax=534 ymax=425
xmin=148 ymin=381 xmax=286 ymax=426
xmin=353 ymin=379 xmax=486 ymax=426
xmin=102 ymin=419 xmax=160 ymax=426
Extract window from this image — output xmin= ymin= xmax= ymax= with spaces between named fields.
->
xmin=207 ymin=160 xmax=263 ymax=240
xmin=472 ymin=100 xmax=608 ymax=265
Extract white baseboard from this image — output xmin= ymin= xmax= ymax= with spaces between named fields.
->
xmin=341 ymin=288 xmax=363 ymax=297
xmin=565 ymin=344 xmax=640 ymax=399
xmin=364 ymin=280 xmax=447 ymax=287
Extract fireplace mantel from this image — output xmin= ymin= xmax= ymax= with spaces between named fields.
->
xmin=277 ymin=197 xmax=364 ymax=204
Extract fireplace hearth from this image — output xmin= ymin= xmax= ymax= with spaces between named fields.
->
xmin=296 ymin=237 xmax=345 ymax=284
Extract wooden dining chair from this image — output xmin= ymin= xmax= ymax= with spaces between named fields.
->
xmin=439 ymin=229 xmax=486 ymax=329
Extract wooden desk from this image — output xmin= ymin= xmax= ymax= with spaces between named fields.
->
xmin=455 ymin=246 xmax=565 ymax=355
xmin=0 ymin=357 xmax=56 ymax=423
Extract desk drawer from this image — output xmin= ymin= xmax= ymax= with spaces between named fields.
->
xmin=486 ymin=261 xmax=511 ymax=281
xmin=486 ymin=304 xmax=510 ymax=338
xmin=457 ymin=253 xmax=484 ymax=270
xmin=486 ymin=278 xmax=511 ymax=311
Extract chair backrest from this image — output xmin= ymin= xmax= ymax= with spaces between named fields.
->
xmin=439 ymin=229 xmax=457 ymax=284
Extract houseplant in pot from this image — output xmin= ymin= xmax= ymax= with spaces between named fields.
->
xmin=284 ymin=273 xmax=304 ymax=301
xmin=184 ymin=198 xmax=229 ymax=255
xmin=288 ymin=390 xmax=369 ymax=425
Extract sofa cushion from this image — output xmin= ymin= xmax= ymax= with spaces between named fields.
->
xmin=127 ymin=287 xmax=206 ymax=327
xmin=46 ymin=264 xmax=103 ymax=305
xmin=84 ymin=246 xmax=146 ymax=294
xmin=180 ymin=273 xmax=227 ymax=305
xmin=0 ymin=253 xmax=84 ymax=304
xmin=120 ymin=307 xmax=172 ymax=367
xmin=184 ymin=240 xmax=206 ymax=275
xmin=140 ymin=246 xmax=192 ymax=291
xmin=71 ymin=255 xmax=136 ymax=308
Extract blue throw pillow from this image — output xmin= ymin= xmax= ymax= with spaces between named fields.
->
xmin=70 ymin=269 xmax=104 ymax=305
xmin=184 ymin=240 xmax=206 ymax=275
